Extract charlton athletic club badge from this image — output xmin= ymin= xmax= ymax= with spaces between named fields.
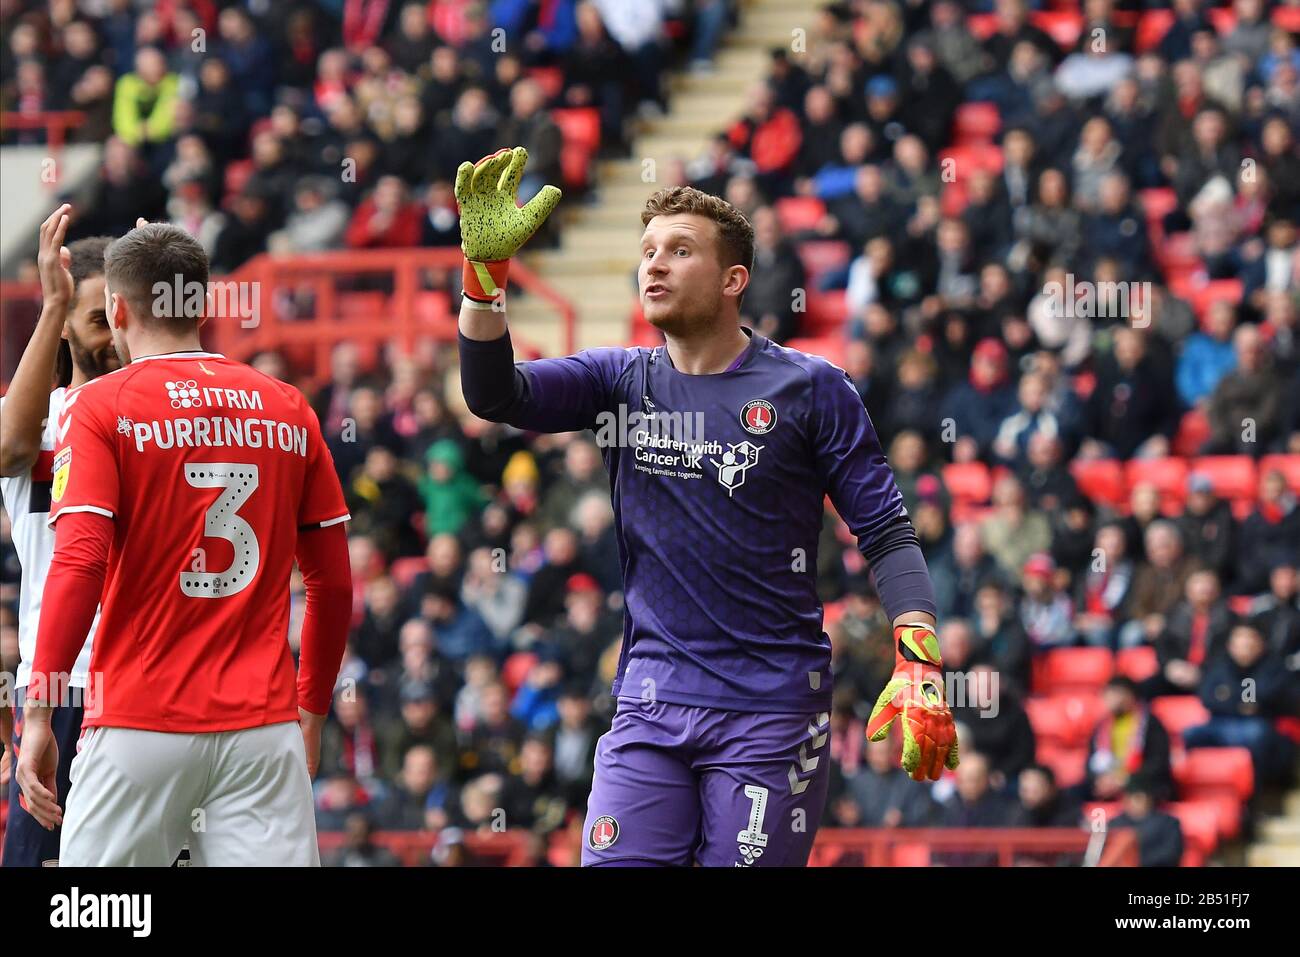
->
xmin=588 ymin=815 xmax=619 ymax=851
xmin=741 ymin=399 xmax=777 ymax=435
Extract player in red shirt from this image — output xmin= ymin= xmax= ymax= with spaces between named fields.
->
xmin=14 ymin=223 xmax=353 ymax=866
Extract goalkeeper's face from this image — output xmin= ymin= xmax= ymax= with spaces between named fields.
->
xmin=638 ymin=214 xmax=743 ymax=337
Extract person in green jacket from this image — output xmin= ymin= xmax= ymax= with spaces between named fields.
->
xmin=419 ymin=439 xmax=487 ymax=536
xmin=112 ymin=47 xmax=180 ymax=147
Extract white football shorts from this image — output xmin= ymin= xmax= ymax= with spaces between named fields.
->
xmin=59 ymin=721 xmax=319 ymax=866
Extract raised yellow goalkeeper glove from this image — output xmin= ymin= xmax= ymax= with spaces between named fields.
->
xmin=454 ymin=146 xmax=561 ymax=303
xmin=867 ymin=622 xmax=960 ymax=781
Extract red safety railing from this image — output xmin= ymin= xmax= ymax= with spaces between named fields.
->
xmin=0 ymin=111 xmax=85 ymax=150
xmin=0 ymin=809 xmax=1143 ymax=866
xmin=310 ymin=826 xmax=1140 ymax=868
xmin=0 ymin=247 xmax=577 ymax=390
xmin=0 ymin=111 xmax=86 ymax=188
xmin=805 ymin=827 xmax=1139 ymax=867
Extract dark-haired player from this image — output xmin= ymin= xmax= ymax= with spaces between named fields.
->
xmin=0 ymin=206 xmax=116 ymax=866
xmin=15 ymin=221 xmax=353 ymax=866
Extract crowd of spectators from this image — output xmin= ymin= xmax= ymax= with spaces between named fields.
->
xmin=2 ymin=0 xmax=1299 ymax=866
xmin=2 ymin=0 xmax=735 ymax=274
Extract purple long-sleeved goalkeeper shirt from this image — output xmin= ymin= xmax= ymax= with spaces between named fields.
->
xmin=460 ymin=326 xmax=935 ymax=713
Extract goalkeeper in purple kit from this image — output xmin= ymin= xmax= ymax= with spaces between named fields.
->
xmin=455 ymin=147 xmax=958 ymax=867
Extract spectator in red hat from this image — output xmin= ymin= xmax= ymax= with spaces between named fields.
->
xmin=535 ymin=572 xmax=620 ymax=690
xmin=1019 ymin=553 xmax=1075 ymax=651
xmin=938 ymin=338 xmax=1019 ymax=463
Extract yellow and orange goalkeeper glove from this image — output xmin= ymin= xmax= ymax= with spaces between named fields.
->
xmin=866 ymin=622 xmax=960 ymax=781
xmin=454 ymin=146 xmax=561 ymax=303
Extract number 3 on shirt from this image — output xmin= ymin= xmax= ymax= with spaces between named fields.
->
xmin=180 ymin=462 xmax=261 ymax=599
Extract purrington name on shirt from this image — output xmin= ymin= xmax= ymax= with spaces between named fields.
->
xmin=49 ymin=887 xmax=151 ymax=937
xmin=126 ymin=416 xmax=309 ymax=457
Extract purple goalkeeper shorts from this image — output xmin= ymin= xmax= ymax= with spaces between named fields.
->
xmin=581 ymin=698 xmax=831 ymax=867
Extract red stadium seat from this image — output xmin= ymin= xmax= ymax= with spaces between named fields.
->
xmin=1069 ymin=459 xmax=1126 ymax=509
xmin=1168 ymin=801 xmax=1219 ymax=858
xmin=823 ymin=600 xmax=845 ymax=630
xmin=784 ymin=336 xmax=845 ymax=369
xmin=802 ymin=291 xmax=849 ymax=337
xmin=551 ymin=107 xmax=601 ymax=153
xmin=1037 ymin=744 xmax=1088 ymax=789
xmin=1193 ymin=790 xmax=1243 ymax=840
xmin=1150 ymin=696 xmax=1211 ymax=739
xmin=952 ymin=103 xmax=1000 ymax=145
xmin=551 ymin=108 xmax=601 ymax=190
xmin=1274 ymin=7 xmax=1300 ymax=31
xmin=938 ymin=144 xmax=1003 ymax=179
xmin=1159 ymin=231 xmax=1201 ymax=271
xmin=1030 ymin=12 xmax=1083 ymax=49
xmin=1124 ymin=457 xmax=1189 ymax=506
xmin=1030 ymin=692 xmax=1106 ymax=748
xmin=1139 ymin=187 xmax=1178 ymax=226
xmin=1260 ymin=455 xmax=1300 ymax=495
xmin=1207 ymin=8 xmax=1236 ymax=34
xmin=942 ymin=462 xmax=992 ymax=504
xmin=1164 ymin=265 xmax=1200 ymax=300
xmin=949 ymin=502 xmax=994 ymax=525
xmin=390 ymin=557 xmax=428 ymax=590
xmin=1181 ymin=846 xmax=1205 ymax=867
xmin=1116 ymin=646 xmax=1159 ymax=682
xmin=1026 ymin=697 xmax=1075 ymax=746
xmin=501 ymin=652 xmax=539 ymax=697
xmin=559 ymin=142 xmax=592 ymax=189
xmin=1033 ymin=648 xmax=1115 ymax=696
xmin=1191 ymin=456 xmax=1257 ymax=502
xmin=1135 ymin=10 xmax=1176 ymax=53
xmin=965 ymin=13 xmax=1000 ymax=40
xmin=796 ymin=241 xmax=852 ymax=288
xmin=526 ymin=66 xmax=564 ymax=101
xmin=1191 ymin=279 xmax=1243 ymax=323
xmin=1175 ymin=747 xmax=1255 ymax=802
xmin=1172 ymin=408 xmax=1212 ymax=458
xmin=775 ymin=196 xmax=826 ymax=232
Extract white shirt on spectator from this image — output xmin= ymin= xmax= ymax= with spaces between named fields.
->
xmin=593 ymin=0 xmax=665 ymax=51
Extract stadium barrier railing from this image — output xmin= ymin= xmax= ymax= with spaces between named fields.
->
xmin=0 ymin=110 xmax=86 ymax=155
xmin=309 ymin=825 xmax=1140 ymax=868
xmin=0 ymin=247 xmax=577 ymax=388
